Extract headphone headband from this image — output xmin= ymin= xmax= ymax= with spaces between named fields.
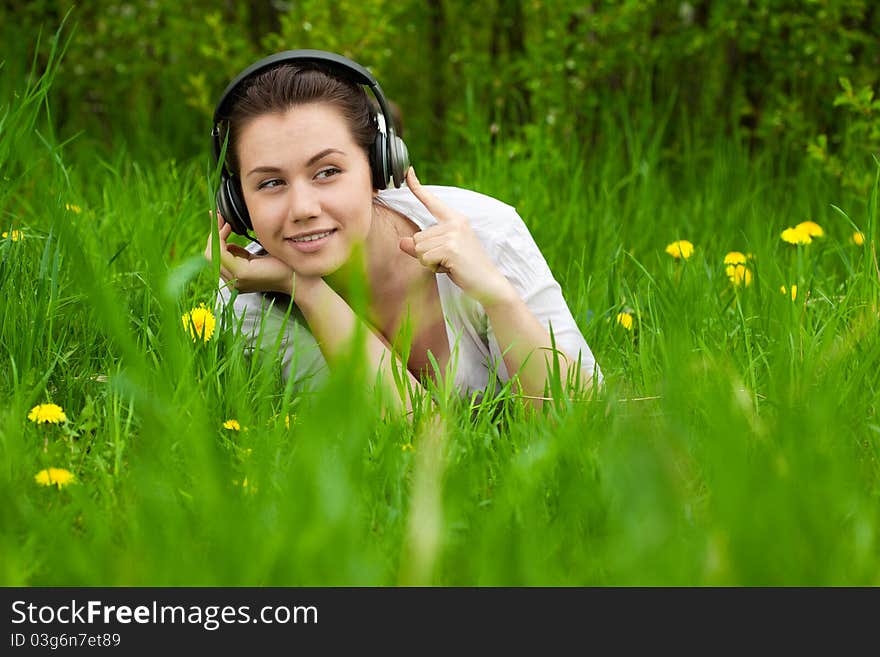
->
xmin=214 ymin=50 xmax=382 ymax=122
xmin=212 ymin=49 xmax=398 ymax=162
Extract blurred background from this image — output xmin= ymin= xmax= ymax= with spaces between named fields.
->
xmin=4 ymin=0 xmax=878 ymax=194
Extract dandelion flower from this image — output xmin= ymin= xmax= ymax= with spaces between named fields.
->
xmin=795 ymin=221 xmax=823 ymax=238
xmin=723 ymin=252 xmax=752 ymax=286
xmin=34 ymin=467 xmax=75 ymax=489
xmin=28 ymin=403 xmax=67 ymax=424
xmin=726 ymin=264 xmax=752 ymax=287
xmin=665 ymin=240 xmax=694 ymax=259
xmin=65 ymin=204 xmax=82 ymax=214
xmin=615 ymin=312 xmax=634 ymax=330
xmin=781 ymin=226 xmax=812 ymax=245
xmin=182 ymin=303 xmax=216 ymax=342
xmin=852 ymin=231 xmax=865 ymax=246
xmin=223 ymin=419 xmax=241 ymax=431
xmin=401 ymin=443 xmax=414 ymax=452
xmin=780 ymin=285 xmax=798 ymax=301
xmin=2 ymin=230 xmax=22 ymax=241
xmin=723 ymin=251 xmax=747 ymax=265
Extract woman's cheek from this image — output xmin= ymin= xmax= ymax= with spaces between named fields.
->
xmin=250 ymin=199 xmax=283 ymax=235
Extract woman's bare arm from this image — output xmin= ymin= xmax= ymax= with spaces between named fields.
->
xmin=290 ymin=276 xmax=428 ymax=416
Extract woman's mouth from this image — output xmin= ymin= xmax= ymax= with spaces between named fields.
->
xmin=286 ymin=229 xmax=337 ymax=253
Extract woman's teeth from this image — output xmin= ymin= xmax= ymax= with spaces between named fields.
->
xmin=292 ymin=230 xmax=333 ymax=243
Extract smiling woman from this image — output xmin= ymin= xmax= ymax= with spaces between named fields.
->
xmin=204 ymin=50 xmax=601 ymax=414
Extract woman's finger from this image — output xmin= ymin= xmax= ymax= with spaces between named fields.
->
xmin=406 ymin=167 xmax=455 ymax=223
xmin=411 ymin=223 xmax=450 ymax=245
xmin=399 ymin=237 xmax=417 ymax=259
xmin=218 ymin=247 xmax=241 ymax=274
xmin=411 ymin=234 xmax=449 ymax=255
xmin=205 ymin=222 xmax=233 ymax=261
xmin=417 ymin=245 xmax=451 ymax=274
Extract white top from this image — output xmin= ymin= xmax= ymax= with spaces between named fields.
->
xmin=216 ymin=184 xmax=602 ymax=397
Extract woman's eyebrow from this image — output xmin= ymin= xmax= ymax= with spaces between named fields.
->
xmin=246 ymin=148 xmax=346 ymax=178
xmin=306 ymin=148 xmax=346 ymax=167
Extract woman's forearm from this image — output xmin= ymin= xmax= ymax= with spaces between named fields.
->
xmin=482 ymin=284 xmax=578 ymax=409
xmin=292 ymin=277 xmax=426 ymax=415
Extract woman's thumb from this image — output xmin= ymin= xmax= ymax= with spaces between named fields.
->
xmin=399 ymin=237 xmax=417 ymax=258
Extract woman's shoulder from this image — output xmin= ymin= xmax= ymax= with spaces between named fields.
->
xmin=422 ymin=185 xmax=517 ymax=215
xmin=378 ymin=183 xmax=523 ymax=238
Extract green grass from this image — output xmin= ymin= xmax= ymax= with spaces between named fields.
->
xmin=1 ymin=24 xmax=879 ymax=586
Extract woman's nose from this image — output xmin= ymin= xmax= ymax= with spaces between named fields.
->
xmin=288 ymin=180 xmax=321 ymax=223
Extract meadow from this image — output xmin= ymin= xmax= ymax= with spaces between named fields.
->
xmin=2 ymin=24 xmax=879 ymax=586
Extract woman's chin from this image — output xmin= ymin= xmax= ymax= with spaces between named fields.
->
xmin=274 ymin=242 xmax=351 ymax=279
xmin=288 ymin=256 xmax=344 ymax=280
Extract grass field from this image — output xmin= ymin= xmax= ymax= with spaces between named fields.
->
xmin=2 ymin=28 xmax=879 ymax=586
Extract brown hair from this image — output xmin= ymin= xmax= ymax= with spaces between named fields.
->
xmin=219 ymin=63 xmax=377 ymax=177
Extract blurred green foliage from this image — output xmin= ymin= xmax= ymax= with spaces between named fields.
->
xmin=4 ymin=1 xmax=879 ymax=188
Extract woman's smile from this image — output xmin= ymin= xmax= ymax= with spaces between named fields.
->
xmin=285 ymin=228 xmax=338 ymax=253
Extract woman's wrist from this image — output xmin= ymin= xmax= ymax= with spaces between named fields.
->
xmin=477 ymin=274 xmax=519 ymax=310
xmin=270 ymin=272 xmax=296 ymax=297
xmin=290 ymin=274 xmax=329 ymax=310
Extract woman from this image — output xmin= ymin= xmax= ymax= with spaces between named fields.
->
xmin=205 ymin=50 xmax=601 ymax=413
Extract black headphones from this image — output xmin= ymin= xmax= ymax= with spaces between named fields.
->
xmin=211 ymin=49 xmax=410 ymax=238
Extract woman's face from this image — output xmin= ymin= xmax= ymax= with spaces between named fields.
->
xmin=237 ymin=102 xmax=376 ymax=277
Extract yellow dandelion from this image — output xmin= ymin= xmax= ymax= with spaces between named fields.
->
xmin=401 ymin=443 xmax=414 ymax=452
xmin=223 ymin=419 xmax=241 ymax=431
xmin=2 ymin=230 xmax=22 ymax=241
xmin=65 ymin=204 xmax=82 ymax=214
xmin=665 ymin=240 xmax=694 ymax=260
xmin=781 ymin=226 xmax=812 ymax=245
xmin=780 ymin=285 xmax=798 ymax=301
xmin=28 ymin=403 xmax=67 ymax=424
xmin=851 ymin=231 xmax=865 ymax=246
xmin=182 ymin=303 xmax=216 ymax=342
xmin=795 ymin=221 xmax=823 ymax=238
xmin=615 ymin=312 xmax=634 ymax=330
xmin=726 ymin=263 xmax=752 ymax=287
xmin=723 ymin=251 xmax=747 ymax=265
xmin=34 ymin=467 xmax=75 ymax=489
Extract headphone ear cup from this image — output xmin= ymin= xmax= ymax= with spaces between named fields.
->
xmin=216 ymin=175 xmax=253 ymax=235
xmin=370 ymin=130 xmax=389 ymax=190
xmin=389 ymin=134 xmax=410 ymax=188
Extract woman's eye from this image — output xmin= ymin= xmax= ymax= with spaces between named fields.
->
xmin=257 ymin=179 xmax=283 ymax=190
xmin=316 ymin=167 xmax=341 ymax=179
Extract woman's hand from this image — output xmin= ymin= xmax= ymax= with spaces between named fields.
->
xmin=204 ymin=211 xmax=298 ymax=296
xmin=398 ymin=167 xmax=516 ymax=307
